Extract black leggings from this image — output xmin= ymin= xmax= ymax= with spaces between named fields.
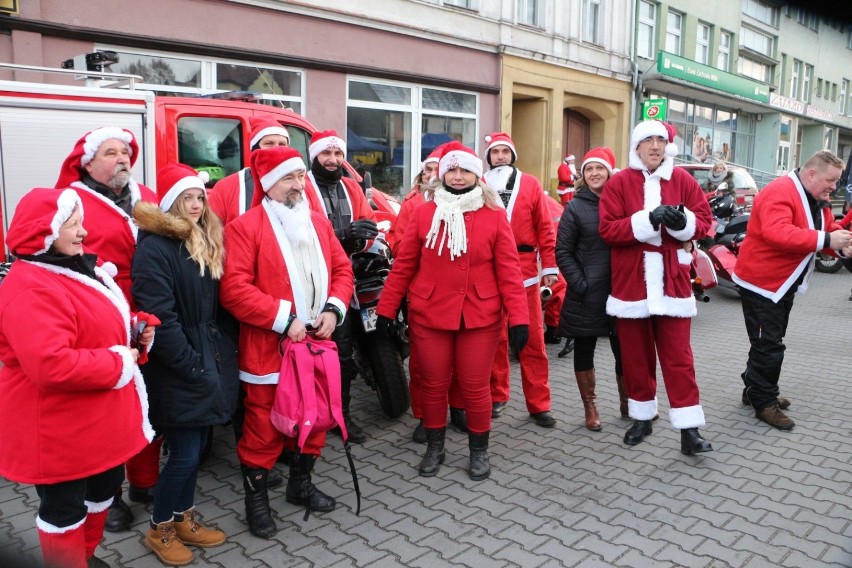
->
xmin=35 ymin=464 xmax=125 ymax=528
xmin=573 ymin=334 xmax=623 ymax=375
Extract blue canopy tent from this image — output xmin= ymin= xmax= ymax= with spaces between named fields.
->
xmin=345 ymin=128 xmax=389 ymax=156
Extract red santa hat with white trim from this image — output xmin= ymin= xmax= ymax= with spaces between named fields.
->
xmin=439 ymin=141 xmax=483 ymax=180
xmin=629 ymin=120 xmax=678 ymax=170
xmin=250 ymin=146 xmax=306 ymax=207
xmin=483 ymin=132 xmax=517 ymax=166
xmin=308 ymin=130 xmax=347 ymax=163
xmin=55 ymin=127 xmax=138 ymax=189
xmin=249 ymin=116 xmax=290 ymax=149
xmin=580 ymin=147 xmax=617 ymax=175
xmin=415 ymin=142 xmax=449 ymax=184
xmin=6 ymin=188 xmax=83 ymax=256
xmin=157 ymin=163 xmax=209 ymax=213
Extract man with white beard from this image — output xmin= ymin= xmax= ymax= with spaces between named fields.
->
xmin=220 ymin=145 xmax=354 ymax=539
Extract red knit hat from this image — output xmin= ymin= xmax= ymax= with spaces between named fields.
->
xmin=157 ymin=163 xmax=208 ymax=212
xmin=484 ymin=132 xmax=517 ymax=164
xmin=55 ymin=127 xmax=138 ymax=189
xmin=580 ymin=147 xmax=616 ymax=175
xmin=439 ymin=141 xmax=483 ymax=180
xmin=250 ymin=146 xmax=306 ymax=207
xmin=249 ymin=116 xmax=290 ymax=149
xmin=308 ymin=130 xmax=347 ymax=163
xmin=6 ymin=188 xmax=82 ymax=256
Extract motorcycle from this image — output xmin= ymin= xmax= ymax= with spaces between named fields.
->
xmin=814 ymin=213 xmax=850 ymax=273
xmin=695 ymin=190 xmax=750 ymax=293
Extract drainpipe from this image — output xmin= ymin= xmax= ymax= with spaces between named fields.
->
xmin=629 ymin=0 xmax=638 ymax=128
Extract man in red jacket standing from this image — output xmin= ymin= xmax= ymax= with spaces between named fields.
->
xmin=733 ymin=150 xmax=852 ymax=430
xmin=483 ymin=132 xmax=558 ymax=428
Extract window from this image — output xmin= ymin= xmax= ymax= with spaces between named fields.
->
xmin=778 ymin=53 xmax=786 ymax=92
xmin=740 ymin=26 xmax=774 ymax=58
xmin=583 ymin=0 xmax=601 ymax=45
xmin=666 ymin=10 xmax=683 ymax=55
xmin=803 ymin=64 xmax=813 ymax=102
xmin=638 ymin=1 xmax=657 ymax=59
xmin=696 ymin=23 xmax=710 ymax=64
xmin=808 ymin=13 xmax=819 ymax=31
xmin=832 ymin=83 xmax=838 ymax=101
xmin=796 ymin=8 xmax=806 ymax=24
xmin=742 ymin=0 xmax=779 ymax=27
xmin=517 ymin=0 xmax=541 ymax=27
xmin=347 ymin=79 xmax=478 ymax=197
xmin=738 ymin=56 xmax=770 ymax=83
xmin=444 ymin=0 xmax=475 ymax=8
xmin=841 ymin=80 xmax=849 ymax=116
xmin=790 ymin=59 xmax=801 ymax=99
xmin=717 ymin=31 xmax=731 ymax=71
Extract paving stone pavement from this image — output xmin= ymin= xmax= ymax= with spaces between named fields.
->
xmin=1 ymin=271 xmax=851 ymax=567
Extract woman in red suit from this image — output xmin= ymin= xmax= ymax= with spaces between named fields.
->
xmin=376 ymin=142 xmax=529 ymax=481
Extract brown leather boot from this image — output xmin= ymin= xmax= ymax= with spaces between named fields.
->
xmin=174 ymin=508 xmax=226 ymax=548
xmin=575 ymin=370 xmax=601 ymax=431
xmin=144 ymin=520 xmax=194 ymax=566
xmin=615 ymin=374 xmax=629 ymax=419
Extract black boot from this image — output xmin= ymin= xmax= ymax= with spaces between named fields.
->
xmin=340 ymin=365 xmax=367 ymax=444
xmin=468 ymin=431 xmax=490 ymax=481
xmin=623 ymin=420 xmax=653 ymax=446
xmin=267 ymin=468 xmax=284 ymax=489
xmin=557 ymin=338 xmax=575 ymax=358
xmin=103 ymin=489 xmax=133 ymax=533
xmin=242 ymin=466 xmax=277 ymax=539
xmin=412 ymin=419 xmax=426 ymax=444
xmin=449 ymin=407 xmax=468 ymax=433
xmin=544 ymin=326 xmax=562 ymax=344
xmin=419 ymin=428 xmax=446 ymax=477
xmin=285 ymin=454 xmax=336 ymax=512
xmin=680 ymin=428 xmax=713 ymax=455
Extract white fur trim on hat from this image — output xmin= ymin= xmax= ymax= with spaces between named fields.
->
xmin=38 ymin=189 xmax=83 ymax=255
xmin=484 ymin=133 xmax=517 ymax=162
xmin=309 ymin=135 xmax=347 ymax=163
xmin=581 ymin=157 xmax=613 ymax=175
xmin=81 ymin=127 xmax=134 ymax=166
xmin=250 ymin=125 xmax=290 ymax=148
xmin=439 ymin=149 xmax=483 ymax=179
xmin=260 ymin=156 xmax=306 ymax=192
xmin=159 ymin=175 xmax=206 ymax=213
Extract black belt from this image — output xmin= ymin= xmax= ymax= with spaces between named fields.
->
xmin=517 ymin=245 xmax=536 ymax=253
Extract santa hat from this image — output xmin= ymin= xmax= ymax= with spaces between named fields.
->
xmin=414 ymin=143 xmax=448 ymax=184
xmin=55 ymin=127 xmax=138 ymax=189
xmin=249 ymin=116 xmax=290 ymax=149
xmin=439 ymin=141 xmax=483 ymax=180
xmin=629 ymin=120 xmax=678 ymax=170
xmin=308 ymin=130 xmax=347 ymax=163
xmin=157 ymin=163 xmax=208 ymax=212
xmin=484 ymin=132 xmax=517 ymax=165
xmin=6 ymin=188 xmax=83 ymax=256
xmin=580 ymin=147 xmax=616 ymax=176
xmin=564 ymin=154 xmax=575 ymax=163
xmin=250 ymin=146 xmax=306 ymax=206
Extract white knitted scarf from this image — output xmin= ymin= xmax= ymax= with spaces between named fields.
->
xmin=425 ymin=185 xmax=484 ymax=260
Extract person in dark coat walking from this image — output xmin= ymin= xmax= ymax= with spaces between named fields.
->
xmin=556 ymin=147 xmax=625 ymax=430
xmin=131 ymin=164 xmax=238 ymax=566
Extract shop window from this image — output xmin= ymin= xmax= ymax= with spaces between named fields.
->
xmin=638 ymin=1 xmax=657 ymax=60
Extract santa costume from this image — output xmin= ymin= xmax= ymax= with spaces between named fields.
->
xmin=557 ymin=154 xmax=578 ymax=205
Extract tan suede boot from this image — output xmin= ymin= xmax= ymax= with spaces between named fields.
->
xmin=144 ymin=520 xmax=193 ymax=566
xmin=174 ymin=508 xmax=226 ymax=548
xmin=575 ymin=369 xmax=601 ymax=431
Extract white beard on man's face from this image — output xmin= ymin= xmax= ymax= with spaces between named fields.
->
xmin=268 ymin=196 xmax=313 ymax=246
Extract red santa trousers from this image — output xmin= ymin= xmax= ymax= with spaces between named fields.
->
xmin=237 ymin=383 xmax=326 ymax=469
xmin=616 ymin=316 xmax=705 ymax=429
xmin=544 ymin=273 xmax=567 ymax=329
xmin=409 ymin=344 xmax=465 ymax=419
xmin=409 ymin=317 xmax=501 ymax=433
xmin=490 ymin=285 xmax=552 ymax=413
xmin=124 ymin=437 xmax=163 ymax=489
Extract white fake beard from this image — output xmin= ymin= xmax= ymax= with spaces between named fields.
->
xmin=485 ymin=164 xmax=515 ymax=194
xmin=267 ymin=197 xmax=313 ymax=246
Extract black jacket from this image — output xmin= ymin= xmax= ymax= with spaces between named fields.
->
xmin=555 ymin=187 xmax=613 ymax=338
xmin=131 ymin=202 xmax=238 ymax=431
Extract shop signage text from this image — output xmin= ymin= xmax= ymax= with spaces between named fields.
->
xmin=642 ymin=98 xmax=668 ymax=120
xmin=657 ymin=51 xmax=770 ymax=104
xmin=770 ymin=93 xmax=805 ymax=114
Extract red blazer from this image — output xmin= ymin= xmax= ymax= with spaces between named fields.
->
xmin=208 ymin=168 xmax=251 ymax=226
xmin=389 ymin=188 xmax=425 ymax=258
xmin=376 ymin=200 xmax=529 ymax=330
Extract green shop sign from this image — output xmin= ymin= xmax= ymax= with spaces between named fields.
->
xmin=642 ymin=98 xmax=667 ymax=120
xmin=656 ymin=51 xmax=770 ymax=104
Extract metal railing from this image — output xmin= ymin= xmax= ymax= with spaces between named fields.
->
xmin=0 ymin=62 xmax=143 ymax=89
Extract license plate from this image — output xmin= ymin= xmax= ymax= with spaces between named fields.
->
xmin=361 ymin=306 xmax=378 ymax=332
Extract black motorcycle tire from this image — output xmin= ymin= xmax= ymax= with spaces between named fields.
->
xmin=815 ymin=252 xmax=843 ymax=273
xmin=364 ymin=333 xmax=410 ymax=418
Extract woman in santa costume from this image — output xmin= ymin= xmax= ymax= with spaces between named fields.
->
xmin=132 ymin=164 xmax=238 ymax=565
xmin=598 ymin=120 xmax=714 ymax=456
xmin=375 ymin=142 xmax=529 ymax=481
xmin=0 ymin=188 xmax=155 ymax=568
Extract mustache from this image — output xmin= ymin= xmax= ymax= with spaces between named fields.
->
xmin=113 ymin=164 xmax=130 ymax=174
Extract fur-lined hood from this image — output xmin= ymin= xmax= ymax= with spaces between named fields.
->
xmin=132 ymin=201 xmax=193 ymax=241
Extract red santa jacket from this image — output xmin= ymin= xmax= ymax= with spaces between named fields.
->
xmin=208 ymin=168 xmax=252 ymax=226
xmin=220 ymin=201 xmax=354 ymax=384
xmin=389 ymin=188 xmax=425 ymax=258
xmin=0 ymin=261 xmax=154 ymax=484
xmin=67 ymin=179 xmax=158 ymax=302
xmin=733 ymin=171 xmax=840 ymax=301
xmin=484 ymin=167 xmax=558 ymax=287
xmin=556 ymin=162 xmax=577 ymax=205
xmin=599 ymin=162 xmax=712 ymax=319
xmin=377 ymin=200 xmax=529 ymax=330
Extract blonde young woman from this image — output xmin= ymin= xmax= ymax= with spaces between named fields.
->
xmin=131 ymin=164 xmax=238 ymax=566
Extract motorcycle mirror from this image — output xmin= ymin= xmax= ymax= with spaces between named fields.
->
xmin=362 ymin=172 xmax=372 ymax=190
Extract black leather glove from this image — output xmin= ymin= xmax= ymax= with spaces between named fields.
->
xmin=649 ymin=205 xmax=668 ymax=231
xmin=508 ymin=325 xmax=529 ymax=354
xmin=663 ymin=204 xmax=687 ymax=231
xmin=375 ymin=315 xmax=396 ymax=336
xmin=347 ymin=219 xmax=379 ymax=240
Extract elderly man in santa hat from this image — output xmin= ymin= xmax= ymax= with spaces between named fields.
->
xmin=208 ymin=116 xmax=290 ymax=226
xmin=220 ymin=145 xmax=353 ymax=539
xmin=304 ymin=129 xmax=378 ymax=444
xmin=483 ymin=132 xmax=559 ymax=428
xmin=598 ymin=120 xmax=714 ymax=456
xmin=557 ymin=153 xmax=579 ymax=205
xmin=54 ymin=127 xmax=161 ymax=532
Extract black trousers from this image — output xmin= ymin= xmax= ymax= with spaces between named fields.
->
xmin=35 ymin=465 xmax=125 ymax=528
xmin=739 ymin=285 xmax=797 ymax=413
xmin=332 ymin=308 xmax=359 ymax=409
xmin=573 ymin=333 xmax=623 ymax=375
